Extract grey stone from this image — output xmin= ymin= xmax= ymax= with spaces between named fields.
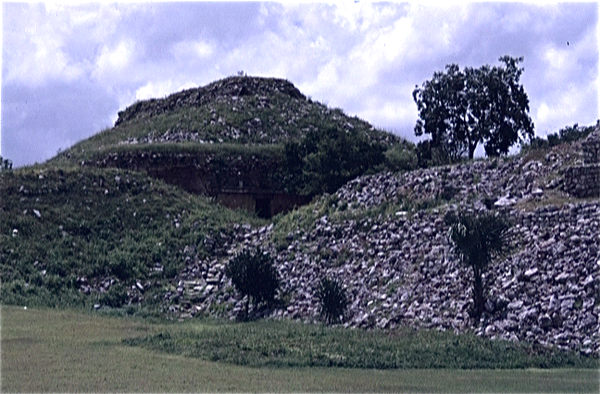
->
xmin=582 ymin=275 xmax=594 ymax=289
xmin=580 ymin=348 xmax=593 ymax=356
xmin=494 ymin=196 xmax=517 ymax=207
xmin=560 ymin=299 xmax=575 ymax=310
xmin=484 ymin=298 xmax=495 ymax=313
xmin=581 ymin=314 xmax=597 ymax=330
xmin=524 ymin=268 xmax=538 ymax=279
xmin=555 ymin=272 xmax=570 ymax=283
xmin=518 ymin=307 xmax=538 ymax=322
xmin=538 ymin=313 xmax=552 ymax=329
xmin=507 ymin=300 xmax=524 ymax=310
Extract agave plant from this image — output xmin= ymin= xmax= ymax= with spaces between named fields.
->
xmin=316 ymin=277 xmax=349 ymax=324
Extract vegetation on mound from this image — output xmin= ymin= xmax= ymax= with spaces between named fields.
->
xmin=521 ymin=122 xmax=597 ymax=153
xmin=57 ymin=77 xmax=412 ymax=156
xmin=271 ymin=190 xmax=447 ymax=251
xmin=124 ymin=318 xmax=598 ymax=369
xmin=0 ymin=164 xmax=263 ymax=310
xmin=53 ymin=75 xmax=416 ymax=198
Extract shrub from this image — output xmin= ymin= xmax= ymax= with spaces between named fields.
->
xmin=520 ymin=122 xmax=597 ymax=154
xmin=384 ymin=146 xmax=417 ymax=172
xmin=100 ymin=282 xmax=128 ymax=308
xmin=316 ymin=277 xmax=349 ymax=324
xmin=225 ymin=248 xmax=280 ymax=319
xmin=416 ymin=140 xmax=452 ymax=168
xmin=0 ymin=155 xmax=12 ymax=171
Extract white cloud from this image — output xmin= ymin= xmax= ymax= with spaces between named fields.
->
xmin=2 ymin=3 xmax=139 ymax=87
xmin=534 ymin=82 xmax=598 ymax=135
xmin=135 ymin=80 xmax=199 ymax=102
xmin=3 ymin=4 xmax=85 ymax=86
xmin=541 ymin=45 xmax=573 ymax=83
xmin=359 ymin=95 xmax=417 ymax=132
xmin=135 ymin=81 xmax=174 ymax=101
xmin=94 ymin=39 xmax=136 ymax=80
xmin=172 ymin=40 xmax=215 ymax=60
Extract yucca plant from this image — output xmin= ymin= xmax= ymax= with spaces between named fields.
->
xmin=316 ymin=276 xmax=349 ymax=324
xmin=446 ymin=210 xmax=511 ymax=321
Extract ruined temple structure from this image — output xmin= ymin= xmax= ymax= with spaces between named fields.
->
xmin=583 ymin=126 xmax=600 ymax=164
xmin=90 ymin=149 xmax=311 ymax=219
xmin=81 ymin=75 xmax=405 ymax=218
xmin=148 ymin=160 xmax=312 ymax=219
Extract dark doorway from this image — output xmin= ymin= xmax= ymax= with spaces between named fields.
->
xmin=255 ymin=198 xmax=272 ymax=219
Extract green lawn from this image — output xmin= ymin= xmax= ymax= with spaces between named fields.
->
xmin=2 ymin=305 xmax=598 ymax=393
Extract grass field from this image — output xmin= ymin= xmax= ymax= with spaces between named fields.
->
xmin=2 ymin=305 xmax=598 ymax=392
xmin=124 ymin=317 xmax=598 ymax=370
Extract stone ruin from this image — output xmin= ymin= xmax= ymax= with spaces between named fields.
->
xmin=562 ymin=125 xmax=600 ymax=198
xmin=85 ymin=149 xmax=311 ymax=219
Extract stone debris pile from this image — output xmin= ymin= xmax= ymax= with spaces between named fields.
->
xmin=113 ymin=76 xmax=404 ymax=148
xmin=161 ymin=143 xmax=599 ymax=356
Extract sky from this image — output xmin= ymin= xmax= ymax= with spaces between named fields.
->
xmin=2 ymin=1 xmax=599 ymax=168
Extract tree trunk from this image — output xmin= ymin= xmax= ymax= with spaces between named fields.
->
xmin=468 ymin=142 xmax=476 ymax=160
xmin=472 ymin=267 xmax=485 ymax=321
xmin=245 ymin=296 xmax=250 ymax=321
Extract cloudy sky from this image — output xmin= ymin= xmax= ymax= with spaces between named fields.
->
xmin=2 ymin=2 xmax=598 ymax=168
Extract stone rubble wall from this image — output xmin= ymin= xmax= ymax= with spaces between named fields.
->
xmin=106 ymin=136 xmax=598 ymax=356
xmin=562 ymin=127 xmax=600 ymax=198
xmin=561 ymin=165 xmax=600 ymax=198
xmin=583 ymin=127 xmax=600 ymax=164
xmin=161 ymin=199 xmax=599 ymax=356
xmin=157 ymin=144 xmax=599 ymax=356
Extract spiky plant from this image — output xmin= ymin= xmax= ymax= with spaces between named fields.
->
xmin=447 ymin=210 xmax=511 ymax=321
xmin=316 ymin=277 xmax=349 ymax=324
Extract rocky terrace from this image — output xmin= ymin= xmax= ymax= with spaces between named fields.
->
xmin=147 ymin=142 xmax=599 ymax=357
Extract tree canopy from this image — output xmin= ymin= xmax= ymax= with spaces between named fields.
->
xmin=284 ymin=126 xmax=386 ymax=195
xmin=413 ymin=56 xmax=534 ymax=160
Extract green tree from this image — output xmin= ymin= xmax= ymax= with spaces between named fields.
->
xmin=446 ymin=210 xmax=511 ymax=321
xmin=225 ymin=248 xmax=280 ymax=320
xmin=413 ymin=56 xmax=534 ymax=161
xmin=284 ymin=126 xmax=385 ymax=195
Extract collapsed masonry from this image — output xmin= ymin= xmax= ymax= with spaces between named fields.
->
xmin=86 ymin=149 xmax=311 ymax=219
xmin=562 ymin=126 xmax=600 ymax=198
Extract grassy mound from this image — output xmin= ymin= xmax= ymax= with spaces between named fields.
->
xmin=0 ymin=163 xmax=262 ymax=311
xmin=51 ymin=76 xmax=416 ymax=197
